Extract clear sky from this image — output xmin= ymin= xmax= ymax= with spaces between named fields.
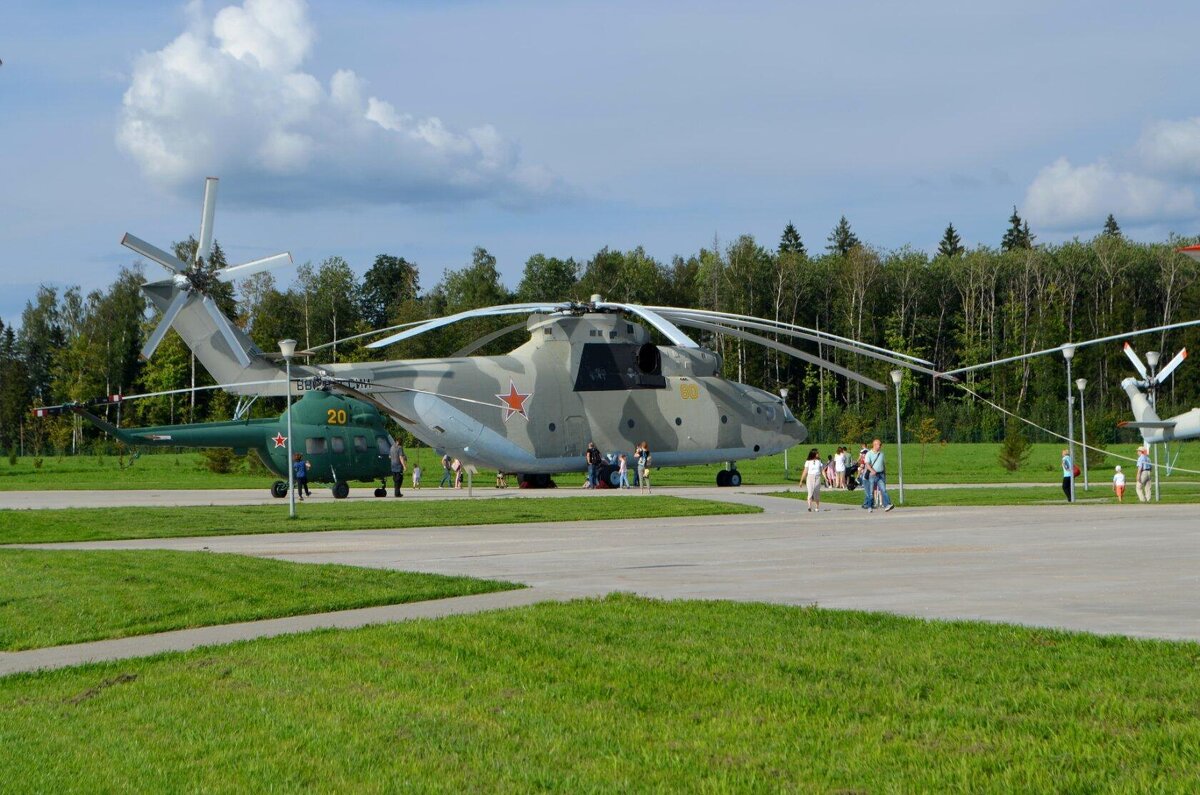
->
xmin=3 ymin=0 xmax=1200 ymax=326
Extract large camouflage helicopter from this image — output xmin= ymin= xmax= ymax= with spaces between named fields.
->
xmin=38 ymin=391 xmax=396 ymax=498
xmin=119 ymin=178 xmax=940 ymax=487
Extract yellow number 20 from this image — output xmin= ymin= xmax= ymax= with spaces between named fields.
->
xmin=326 ymin=408 xmax=348 ymax=425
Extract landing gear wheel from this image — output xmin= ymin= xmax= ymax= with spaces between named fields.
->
xmin=716 ymin=470 xmax=731 ymax=487
xmin=332 ymin=481 xmax=350 ymax=499
xmin=373 ymin=487 xmax=387 ymax=498
xmin=728 ymin=469 xmax=742 ymax=487
xmin=598 ymin=464 xmax=615 ymax=489
xmin=271 ymin=481 xmax=288 ymax=499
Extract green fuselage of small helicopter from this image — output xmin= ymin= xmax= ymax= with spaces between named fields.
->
xmin=72 ymin=391 xmax=394 ymax=485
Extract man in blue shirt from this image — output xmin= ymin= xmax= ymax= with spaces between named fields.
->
xmin=860 ymin=438 xmax=895 ymax=513
xmin=1135 ymin=446 xmax=1153 ymax=502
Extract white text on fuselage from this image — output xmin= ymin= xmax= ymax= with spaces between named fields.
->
xmin=297 ymin=377 xmax=374 ymax=392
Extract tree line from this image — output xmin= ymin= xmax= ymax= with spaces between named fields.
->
xmin=2 ymin=211 xmax=1198 ymax=456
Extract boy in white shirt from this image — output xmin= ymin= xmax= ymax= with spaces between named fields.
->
xmin=1112 ymin=465 xmax=1125 ymax=503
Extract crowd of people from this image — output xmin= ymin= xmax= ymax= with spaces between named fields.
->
xmin=801 ymin=439 xmax=895 ymax=513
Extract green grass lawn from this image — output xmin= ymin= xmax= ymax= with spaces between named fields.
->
xmin=772 ymin=481 xmax=1200 ymax=507
xmin=2 ymin=595 xmax=1197 ymax=790
xmin=4 ymin=443 xmax=1196 ymax=490
xmin=0 ymin=496 xmax=760 ymax=545
xmin=0 ymin=549 xmax=519 ymax=651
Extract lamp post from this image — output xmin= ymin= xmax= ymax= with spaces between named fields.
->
xmin=279 ymin=339 xmax=297 ymax=519
xmin=1146 ymin=350 xmax=1161 ymax=502
xmin=890 ymin=369 xmax=904 ymax=505
xmin=1075 ymin=378 xmax=1088 ymax=491
xmin=1062 ymin=344 xmax=1076 ymax=503
xmin=779 ymin=387 xmax=789 ymax=477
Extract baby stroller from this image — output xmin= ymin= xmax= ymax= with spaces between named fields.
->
xmin=845 ymin=461 xmax=861 ymax=491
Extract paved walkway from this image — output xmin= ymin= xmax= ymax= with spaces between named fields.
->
xmin=1 ymin=482 xmax=1077 ymax=509
xmin=0 ymin=587 xmax=576 ymax=677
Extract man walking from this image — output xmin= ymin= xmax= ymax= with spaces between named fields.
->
xmin=860 ymin=438 xmax=895 ymax=513
xmin=389 ymin=439 xmax=407 ymax=497
xmin=439 ymin=453 xmax=453 ymax=488
xmin=584 ymin=441 xmax=602 ymax=489
xmin=1135 ymin=446 xmax=1153 ymax=502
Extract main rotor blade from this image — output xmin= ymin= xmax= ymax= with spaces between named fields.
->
xmin=201 ymin=295 xmax=252 ymax=368
xmin=594 ymin=302 xmax=699 ymax=348
xmin=140 ymin=290 xmax=191 ymax=360
xmin=121 ymin=233 xmax=189 ymax=274
xmin=1123 ymin=342 xmax=1150 ymax=381
xmin=451 ymin=320 xmax=529 ymax=357
xmin=943 ymin=318 xmax=1200 ymax=376
xmin=196 ymin=177 xmax=218 ymax=265
xmin=216 ymin=252 xmax=293 ymax=282
xmin=680 ymin=317 xmax=886 ymax=390
xmin=659 ymin=308 xmax=947 ymax=378
xmin=1155 ymin=348 xmax=1187 ymax=382
xmin=647 ymin=305 xmax=934 ymax=366
xmin=367 ymin=302 xmax=572 ymax=349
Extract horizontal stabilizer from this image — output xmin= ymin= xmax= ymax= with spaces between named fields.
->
xmin=1118 ymin=420 xmax=1176 ymax=429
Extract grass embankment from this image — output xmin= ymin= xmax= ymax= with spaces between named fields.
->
xmin=772 ymin=482 xmax=1200 ymax=507
xmin=0 ymin=496 xmax=760 ymax=545
xmin=3 ymin=443 xmax=1197 ymax=490
xmin=0 ymin=550 xmax=519 ymax=651
xmin=3 ymin=595 xmax=1197 ymax=790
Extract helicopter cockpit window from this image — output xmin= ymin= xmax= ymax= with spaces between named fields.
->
xmin=306 ymin=438 xmax=327 ymax=454
xmin=376 ymin=436 xmax=391 ymax=455
xmin=353 ymin=435 xmax=368 ymax=452
xmin=574 ymin=343 xmax=666 ymax=392
xmin=331 ymin=436 xmax=346 ymax=454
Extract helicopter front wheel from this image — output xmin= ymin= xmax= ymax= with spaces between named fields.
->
xmin=271 ymin=481 xmax=288 ymax=499
xmin=373 ymin=487 xmax=387 ymax=498
xmin=332 ymin=481 xmax=350 ymax=499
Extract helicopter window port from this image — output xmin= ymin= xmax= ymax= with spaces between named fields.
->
xmin=675 ymin=417 xmax=682 ymax=426
xmin=353 ymin=435 xmax=368 ymax=452
xmin=574 ymin=343 xmax=666 ymax=392
xmin=331 ymin=436 xmax=346 ymax=454
xmin=376 ymin=436 xmax=390 ymax=455
xmin=548 ymin=422 xmax=556 ymax=432
xmin=721 ymin=415 xmax=728 ymax=424
xmin=627 ymin=419 xmax=635 ymax=428
xmin=306 ymin=438 xmax=327 ymax=454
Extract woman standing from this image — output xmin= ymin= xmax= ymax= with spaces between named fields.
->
xmin=803 ymin=448 xmax=823 ymax=512
xmin=636 ymin=442 xmax=652 ymax=494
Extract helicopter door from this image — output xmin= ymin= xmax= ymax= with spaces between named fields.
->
xmin=564 ymin=415 xmax=586 ymax=457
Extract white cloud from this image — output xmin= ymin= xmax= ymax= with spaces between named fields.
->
xmin=1024 ymin=157 xmax=1195 ymax=231
xmin=118 ymin=0 xmax=561 ymax=207
xmin=1136 ymin=117 xmax=1200 ymax=178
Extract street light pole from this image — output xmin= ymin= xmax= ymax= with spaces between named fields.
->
xmin=1062 ymin=344 xmax=1076 ymax=503
xmin=279 ymin=339 xmax=297 ymax=519
xmin=779 ymin=387 xmax=789 ymax=478
xmin=1076 ymin=378 xmax=1088 ymax=491
xmin=890 ymin=369 xmax=904 ymax=505
xmin=1146 ymin=350 xmax=1161 ymax=502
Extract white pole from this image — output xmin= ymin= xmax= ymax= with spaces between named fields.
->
xmin=779 ymin=387 xmax=789 ymax=478
xmin=891 ymin=369 xmax=904 ymax=504
xmin=280 ymin=339 xmax=297 ymax=519
xmin=1063 ymin=345 xmax=1076 ymax=503
xmin=1147 ymin=351 xmax=1161 ymax=502
xmin=1076 ymin=378 xmax=1088 ymax=491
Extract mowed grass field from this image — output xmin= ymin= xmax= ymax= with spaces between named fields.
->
xmin=3 ymin=595 xmax=1197 ymax=791
xmin=0 ymin=496 xmax=760 ymax=545
xmin=2 ymin=442 xmax=1197 ymax=490
xmin=0 ymin=549 xmax=519 ymax=651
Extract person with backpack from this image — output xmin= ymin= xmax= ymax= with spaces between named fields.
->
xmin=584 ymin=441 xmax=602 ymax=489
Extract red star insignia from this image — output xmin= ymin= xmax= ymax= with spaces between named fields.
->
xmin=272 ymin=432 xmax=288 ymax=448
xmin=495 ymin=379 xmax=532 ymax=421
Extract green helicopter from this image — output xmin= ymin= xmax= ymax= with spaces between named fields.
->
xmin=60 ymin=390 xmax=397 ymax=498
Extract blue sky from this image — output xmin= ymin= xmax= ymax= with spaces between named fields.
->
xmin=3 ymin=0 xmax=1200 ymax=326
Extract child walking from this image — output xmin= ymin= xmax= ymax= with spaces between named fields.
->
xmin=617 ymin=453 xmax=630 ymax=489
xmin=292 ymin=453 xmax=312 ymax=500
xmin=1112 ymin=465 xmax=1125 ymax=503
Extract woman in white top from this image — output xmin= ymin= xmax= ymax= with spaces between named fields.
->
xmin=803 ymin=448 xmax=823 ymax=512
xmin=834 ymin=446 xmax=847 ymax=489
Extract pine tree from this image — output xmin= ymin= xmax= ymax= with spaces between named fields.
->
xmin=1001 ymin=206 xmax=1033 ymax=251
xmin=937 ymin=222 xmax=964 ymax=258
xmin=1102 ymin=213 xmax=1122 ymax=238
xmin=778 ymin=222 xmax=806 ymax=257
xmin=997 ymin=417 xmax=1031 ymax=471
xmin=826 ymin=215 xmax=860 ymax=256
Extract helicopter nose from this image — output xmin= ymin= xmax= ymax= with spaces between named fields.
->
xmin=783 ymin=418 xmax=808 ymax=445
